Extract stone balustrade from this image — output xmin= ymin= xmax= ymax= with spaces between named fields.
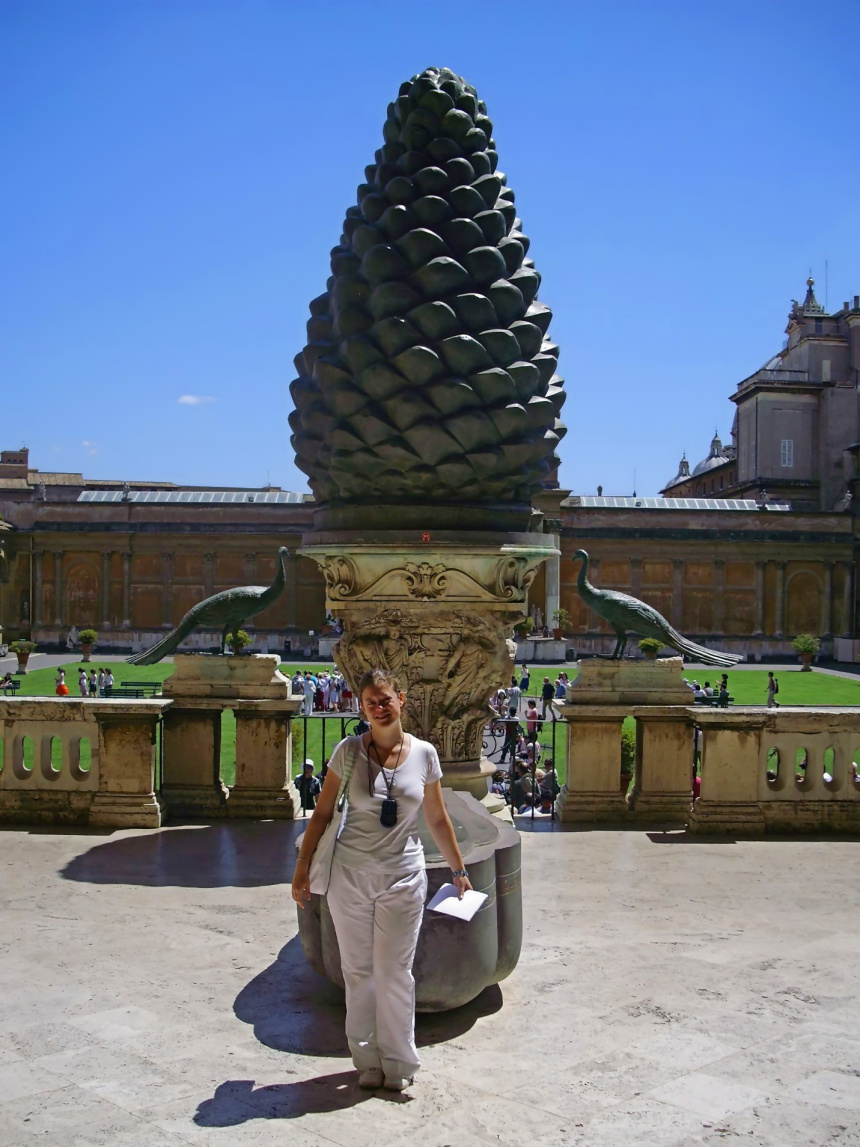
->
xmin=0 ymin=697 xmax=167 ymax=827
xmin=690 ymin=707 xmax=860 ymax=833
xmin=557 ymin=695 xmax=860 ymax=834
xmin=0 ymin=655 xmax=304 ymax=828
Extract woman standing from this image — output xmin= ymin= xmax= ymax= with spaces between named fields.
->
xmin=292 ymin=668 xmax=472 ymax=1092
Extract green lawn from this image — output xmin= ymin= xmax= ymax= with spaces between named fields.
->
xmin=11 ymin=660 xmax=860 ymax=788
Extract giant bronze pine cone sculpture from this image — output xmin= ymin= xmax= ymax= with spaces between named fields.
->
xmin=289 ymin=66 xmax=566 ymax=515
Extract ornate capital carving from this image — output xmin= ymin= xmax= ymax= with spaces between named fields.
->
xmin=404 ymin=562 xmax=447 ymax=600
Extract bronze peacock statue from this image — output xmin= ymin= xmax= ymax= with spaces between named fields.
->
xmin=573 ymin=549 xmax=743 ymax=668
xmin=127 ymin=547 xmax=291 ymax=665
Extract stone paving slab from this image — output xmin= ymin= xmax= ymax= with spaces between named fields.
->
xmin=2 ymin=819 xmax=860 ymax=1145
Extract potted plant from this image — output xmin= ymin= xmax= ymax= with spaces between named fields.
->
xmin=78 ymin=629 xmax=98 ymax=663
xmin=791 ymin=633 xmax=820 ymax=672
xmin=9 ymin=639 xmax=37 ymax=675
xmin=513 ymin=617 xmax=534 ymax=640
xmin=638 ymin=637 xmax=662 ymax=660
xmin=226 ymin=629 xmax=253 ymax=655
xmin=551 ymin=608 xmax=571 ymax=641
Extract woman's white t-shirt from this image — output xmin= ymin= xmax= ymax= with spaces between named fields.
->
xmin=328 ymin=734 xmax=443 ymax=873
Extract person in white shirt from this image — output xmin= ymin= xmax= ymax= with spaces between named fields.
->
xmin=292 ymin=668 xmax=472 ymax=1094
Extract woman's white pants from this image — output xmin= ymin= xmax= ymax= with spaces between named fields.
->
xmin=327 ymin=861 xmax=427 ymax=1079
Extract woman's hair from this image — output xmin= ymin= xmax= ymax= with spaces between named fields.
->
xmin=357 ymin=667 xmax=403 ymax=700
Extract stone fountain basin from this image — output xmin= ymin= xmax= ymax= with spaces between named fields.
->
xmin=296 ymin=790 xmax=521 ymax=1012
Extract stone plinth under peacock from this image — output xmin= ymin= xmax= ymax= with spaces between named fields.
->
xmin=293 ymin=67 xmax=562 ymax=795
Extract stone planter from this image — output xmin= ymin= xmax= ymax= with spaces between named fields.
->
xmin=79 ymin=643 xmax=93 ymax=663
xmin=552 ymin=628 xmax=562 ymax=641
xmin=14 ymin=651 xmax=30 ymax=675
xmin=799 ymin=652 xmax=814 ymax=672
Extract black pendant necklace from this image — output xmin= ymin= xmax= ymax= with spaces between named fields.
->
xmin=368 ymin=734 xmax=404 ymax=828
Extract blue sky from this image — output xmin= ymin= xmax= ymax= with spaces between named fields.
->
xmin=3 ymin=0 xmax=859 ymax=496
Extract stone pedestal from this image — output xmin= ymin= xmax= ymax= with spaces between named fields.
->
xmin=296 ymin=790 xmax=521 ymax=1012
xmin=556 ymin=657 xmax=692 ymax=823
xmin=300 ymin=529 xmax=556 ymax=797
xmin=161 ymin=654 xmax=301 ymax=819
xmin=566 ymin=657 xmax=692 ymax=706
xmin=628 ymin=706 xmax=696 ymax=826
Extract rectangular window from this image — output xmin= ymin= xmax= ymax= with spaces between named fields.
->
xmin=780 ymin=439 xmax=794 ymax=468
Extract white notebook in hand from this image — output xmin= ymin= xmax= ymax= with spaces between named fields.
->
xmin=427 ymin=883 xmax=488 ymax=922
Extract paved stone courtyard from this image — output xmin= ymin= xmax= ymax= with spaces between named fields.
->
xmin=2 ymin=819 xmax=860 ymax=1146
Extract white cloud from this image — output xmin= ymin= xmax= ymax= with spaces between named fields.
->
xmin=82 ymin=440 xmax=98 ymax=455
xmin=178 ymin=395 xmax=217 ymax=406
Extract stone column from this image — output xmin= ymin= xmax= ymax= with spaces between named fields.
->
xmin=774 ymin=561 xmax=786 ymax=637
xmin=628 ymin=706 xmax=696 ymax=826
xmin=687 ymin=710 xmax=767 ymax=834
xmin=753 ymin=561 xmax=765 ymax=636
xmin=203 ymin=552 xmax=215 ymax=598
xmin=555 ymin=705 xmax=629 ymax=823
xmin=713 ymin=559 xmax=725 ymax=635
xmin=300 ymin=531 xmax=556 ymax=796
xmin=161 ymin=553 xmax=174 ymax=628
xmin=230 ymin=699 xmax=303 ymax=818
xmin=33 ymin=551 xmax=44 ymax=627
xmin=101 ymin=551 xmax=112 ymax=628
xmin=822 ymin=562 xmax=833 ymax=637
xmin=121 ymin=551 xmax=131 ymax=628
xmin=842 ymin=562 xmax=854 ymax=637
xmin=544 ymin=545 xmax=560 ymax=630
xmin=89 ymin=705 xmax=166 ymax=829
xmin=53 ymin=551 xmax=63 ymax=627
xmin=671 ymin=560 xmax=684 ymax=628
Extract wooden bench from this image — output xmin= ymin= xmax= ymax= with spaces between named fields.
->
xmin=695 ymin=695 xmax=734 ymax=707
xmin=0 ymin=679 xmax=21 ymax=696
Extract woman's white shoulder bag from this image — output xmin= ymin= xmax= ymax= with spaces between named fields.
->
xmin=307 ymin=738 xmax=359 ymax=896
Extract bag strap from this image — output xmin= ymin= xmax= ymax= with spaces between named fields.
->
xmin=335 ymin=737 xmax=360 ymax=812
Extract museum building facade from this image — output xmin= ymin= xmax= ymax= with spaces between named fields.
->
xmin=2 ymin=281 xmax=858 ymax=660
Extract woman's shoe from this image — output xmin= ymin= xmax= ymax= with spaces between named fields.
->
xmin=358 ymin=1068 xmax=384 ymax=1089
xmin=383 ymin=1076 xmax=414 ymax=1091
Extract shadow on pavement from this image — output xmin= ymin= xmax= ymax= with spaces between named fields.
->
xmin=60 ymin=820 xmax=304 ymax=887
xmin=234 ymin=933 xmax=504 ymax=1058
xmin=193 ymin=1072 xmax=387 ymax=1125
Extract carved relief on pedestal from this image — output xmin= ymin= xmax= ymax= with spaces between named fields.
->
xmin=334 ymin=605 xmax=519 ymax=765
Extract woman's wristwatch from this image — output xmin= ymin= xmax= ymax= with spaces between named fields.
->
xmin=452 ymin=868 xmax=469 ymax=879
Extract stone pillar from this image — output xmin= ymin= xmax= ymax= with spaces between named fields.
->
xmin=555 ymin=705 xmax=629 ymax=822
xmin=545 ymin=545 xmax=560 ymax=630
xmin=33 ymin=551 xmax=44 ymax=627
xmin=822 ymin=562 xmax=833 ymax=637
xmin=161 ymin=709 xmax=226 ymax=817
xmin=52 ymin=551 xmax=63 ymax=627
xmin=89 ymin=705 xmax=165 ymax=829
xmin=842 ymin=562 xmax=854 ymax=637
xmin=121 ymin=551 xmax=131 ymax=628
xmin=774 ymin=561 xmax=786 ymax=637
xmin=687 ymin=710 xmax=767 ymax=834
xmin=161 ymin=553 xmax=174 ymax=628
xmin=671 ymin=560 xmax=684 ymax=628
xmin=753 ymin=561 xmax=765 ymax=636
xmin=628 ymin=707 xmax=696 ymax=826
xmin=101 ymin=551 xmax=112 ymax=628
xmin=203 ymin=552 xmax=215 ymax=598
xmin=713 ymin=559 xmax=725 ymax=635
xmin=300 ymin=531 xmax=556 ymax=796
xmin=230 ymin=701 xmax=303 ymax=818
